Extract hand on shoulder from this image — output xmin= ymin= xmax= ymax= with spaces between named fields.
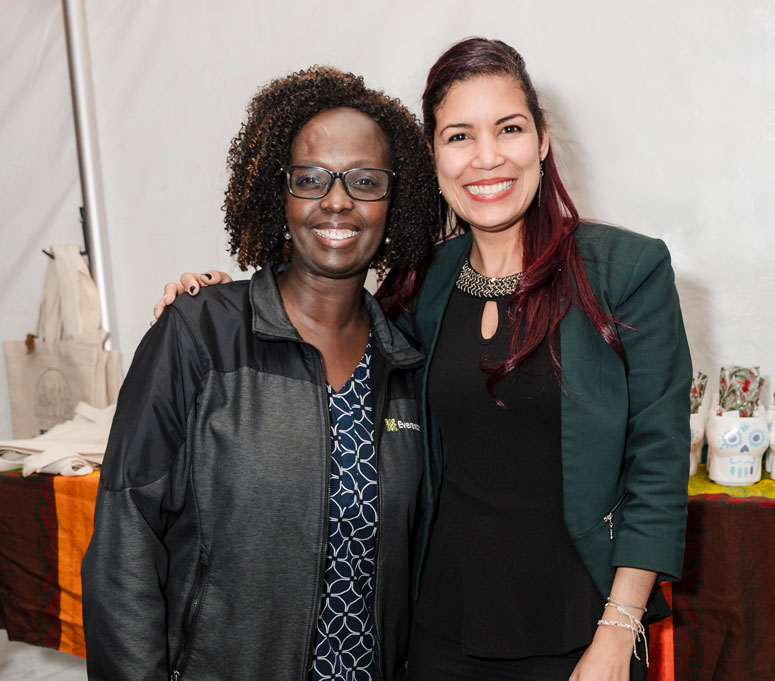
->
xmin=151 ymin=270 xmax=233 ymax=324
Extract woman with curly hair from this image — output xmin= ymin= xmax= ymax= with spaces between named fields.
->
xmin=82 ymin=66 xmax=437 ymax=681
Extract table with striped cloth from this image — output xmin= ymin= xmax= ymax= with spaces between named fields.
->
xmin=0 ymin=470 xmax=98 ymax=658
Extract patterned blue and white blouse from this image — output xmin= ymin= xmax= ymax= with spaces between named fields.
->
xmin=310 ymin=339 xmax=378 ymax=681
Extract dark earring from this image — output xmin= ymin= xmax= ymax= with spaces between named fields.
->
xmin=537 ymin=161 xmax=544 ymax=208
xmin=437 ymin=188 xmax=446 ymax=229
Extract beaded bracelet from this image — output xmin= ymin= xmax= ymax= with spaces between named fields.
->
xmin=598 ymin=619 xmax=637 ymax=632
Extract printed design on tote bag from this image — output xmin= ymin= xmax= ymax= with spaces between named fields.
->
xmin=35 ymin=369 xmax=74 ymax=434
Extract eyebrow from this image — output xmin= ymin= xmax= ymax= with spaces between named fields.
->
xmin=497 ymin=113 xmax=528 ymax=125
xmin=439 ymin=113 xmax=529 ymax=135
xmin=292 ymin=160 xmax=383 ymax=169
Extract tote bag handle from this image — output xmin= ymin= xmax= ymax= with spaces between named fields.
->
xmin=36 ymin=245 xmax=102 ymax=342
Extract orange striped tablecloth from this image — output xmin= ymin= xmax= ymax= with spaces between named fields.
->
xmin=0 ymin=470 xmax=99 ymax=658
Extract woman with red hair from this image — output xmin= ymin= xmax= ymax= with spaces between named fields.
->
xmin=391 ymin=37 xmax=690 ymax=681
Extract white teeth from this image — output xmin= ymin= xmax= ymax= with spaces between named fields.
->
xmin=313 ymin=228 xmax=357 ymax=241
xmin=464 ymin=180 xmax=515 ymax=195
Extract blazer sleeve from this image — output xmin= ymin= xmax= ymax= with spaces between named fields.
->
xmin=81 ymin=306 xmax=203 ymax=680
xmin=611 ymin=238 xmax=692 ymax=580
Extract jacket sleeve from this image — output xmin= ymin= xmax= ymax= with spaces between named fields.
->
xmin=81 ymin=306 xmax=203 ymax=680
xmin=611 ymin=238 xmax=692 ymax=580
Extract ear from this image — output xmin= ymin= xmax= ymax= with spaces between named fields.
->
xmin=539 ymin=120 xmax=550 ymax=160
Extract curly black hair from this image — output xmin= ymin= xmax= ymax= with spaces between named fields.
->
xmin=224 ymin=66 xmax=438 ymax=274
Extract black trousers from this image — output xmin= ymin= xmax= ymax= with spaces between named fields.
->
xmin=407 ymin=619 xmax=648 ymax=681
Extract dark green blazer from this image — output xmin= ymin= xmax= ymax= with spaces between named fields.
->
xmin=396 ymin=222 xmax=692 ymax=599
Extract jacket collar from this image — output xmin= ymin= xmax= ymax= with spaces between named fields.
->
xmin=249 ymin=266 xmax=424 ymax=369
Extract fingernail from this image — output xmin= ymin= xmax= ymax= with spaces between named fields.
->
xmin=202 ymin=273 xmax=212 ymax=280
xmin=189 ymin=286 xmax=196 ymax=294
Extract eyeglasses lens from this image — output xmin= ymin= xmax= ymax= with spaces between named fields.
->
xmin=288 ymin=167 xmax=390 ymax=200
xmin=343 ymin=169 xmax=390 ymax=200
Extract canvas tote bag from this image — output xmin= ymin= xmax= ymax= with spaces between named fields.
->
xmin=3 ymin=245 xmax=121 ymax=438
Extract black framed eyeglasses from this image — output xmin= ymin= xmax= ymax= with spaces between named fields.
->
xmin=282 ymin=165 xmax=395 ymax=202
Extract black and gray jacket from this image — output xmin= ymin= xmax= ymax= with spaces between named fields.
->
xmin=81 ymin=266 xmax=425 ymax=681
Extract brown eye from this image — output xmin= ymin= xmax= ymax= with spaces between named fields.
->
xmin=294 ymin=174 xmax=324 ymax=187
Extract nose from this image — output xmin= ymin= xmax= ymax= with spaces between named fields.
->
xmin=471 ymin=134 xmax=504 ymax=170
xmin=320 ymin=177 xmax=354 ymax=213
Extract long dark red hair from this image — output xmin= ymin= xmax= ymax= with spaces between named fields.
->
xmin=378 ymin=37 xmax=627 ymax=394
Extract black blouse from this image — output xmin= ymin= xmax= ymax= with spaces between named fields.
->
xmin=415 ymin=287 xmax=603 ymax=658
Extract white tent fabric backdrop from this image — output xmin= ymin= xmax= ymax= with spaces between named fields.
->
xmin=1 ymin=0 xmax=774 ymax=450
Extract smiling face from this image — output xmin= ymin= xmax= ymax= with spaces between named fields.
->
xmin=433 ymin=74 xmax=548 ymax=236
xmin=284 ymin=107 xmax=391 ymax=280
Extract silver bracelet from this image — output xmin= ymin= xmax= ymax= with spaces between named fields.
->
xmin=605 ymin=602 xmax=643 ymax=622
xmin=607 ymin=596 xmax=647 ymax=613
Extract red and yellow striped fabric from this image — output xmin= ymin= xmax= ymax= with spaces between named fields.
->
xmin=0 ymin=470 xmax=99 ymax=658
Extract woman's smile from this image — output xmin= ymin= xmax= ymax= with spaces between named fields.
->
xmin=463 ymin=177 xmax=517 ymax=201
xmin=311 ymin=222 xmax=361 ymax=244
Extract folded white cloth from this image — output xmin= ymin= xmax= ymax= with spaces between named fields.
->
xmin=0 ymin=401 xmax=115 ymax=476
xmin=0 ymin=451 xmax=27 ymax=472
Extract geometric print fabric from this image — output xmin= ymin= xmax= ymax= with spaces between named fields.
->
xmin=310 ymin=339 xmax=377 ymax=680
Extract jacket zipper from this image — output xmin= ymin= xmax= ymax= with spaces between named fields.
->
xmin=303 ymin=347 xmax=333 ymax=679
xmin=369 ymin=363 xmax=393 ymax=681
xmin=170 ymin=553 xmax=209 ymax=681
xmin=602 ymin=491 xmax=628 ymax=540
xmin=301 ymin=339 xmax=418 ymax=679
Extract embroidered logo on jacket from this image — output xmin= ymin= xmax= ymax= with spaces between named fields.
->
xmin=384 ymin=418 xmax=420 ymax=432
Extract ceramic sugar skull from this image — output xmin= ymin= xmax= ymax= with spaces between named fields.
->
xmin=689 ymin=412 xmax=705 ymax=476
xmin=706 ymin=413 xmax=769 ymax=486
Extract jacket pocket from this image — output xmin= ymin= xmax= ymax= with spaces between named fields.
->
xmin=170 ymin=553 xmax=209 ymax=681
xmin=601 ymin=491 xmax=628 ymax=541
